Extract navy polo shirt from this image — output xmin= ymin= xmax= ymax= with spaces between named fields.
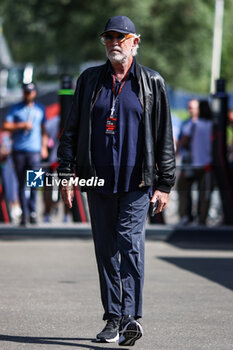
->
xmin=92 ymin=59 xmax=145 ymax=193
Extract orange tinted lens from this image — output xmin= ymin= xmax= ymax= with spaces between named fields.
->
xmin=101 ymin=33 xmax=134 ymax=44
xmin=119 ymin=33 xmax=134 ymax=42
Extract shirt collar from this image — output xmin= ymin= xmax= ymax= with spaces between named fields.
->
xmin=107 ymin=58 xmax=136 ymax=78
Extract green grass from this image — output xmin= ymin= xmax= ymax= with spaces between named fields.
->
xmin=171 ymin=109 xmax=189 ymax=121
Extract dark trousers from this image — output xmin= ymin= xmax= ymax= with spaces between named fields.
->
xmin=13 ymin=151 xmax=41 ymax=218
xmin=177 ymin=168 xmax=213 ymax=224
xmin=87 ymin=190 xmax=150 ymax=320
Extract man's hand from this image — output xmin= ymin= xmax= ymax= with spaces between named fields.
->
xmin=151 ymin=190 xmax=169 ymax=214
xmin=23 ymin=121 xmax=33 ymax=131
xmin=60 ymin=184 xmax=74 ymax=208
xmin=2 ymin=121 xmax=33 ymax=132
xmin=41 ymin=145 xmax=48 ymax=159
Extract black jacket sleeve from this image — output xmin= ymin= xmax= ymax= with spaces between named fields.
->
xmin=155 ymin=77 xmax=176 ymax=193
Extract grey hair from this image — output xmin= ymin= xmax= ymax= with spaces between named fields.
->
xmin=132 ymin=34 xmax=141 ymax=56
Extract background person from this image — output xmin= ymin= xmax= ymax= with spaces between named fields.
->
xmin=42 ymin=115 xmax=60 ymax=223
xmin=2 ymin=82 xmax=48 ymax=225
xmin=227 ymin=109 xmax=233 ymax=178
xmin=57 ymin=16 xmax=175 ymax=346
xmin=177 ymin=99 xmax=213 ymax=225
xmin=177 ymin=99 xmax=199 ymax=224
xmin=0 ymin=130 xmax=22 ymax=222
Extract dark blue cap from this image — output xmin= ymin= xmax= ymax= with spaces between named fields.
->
xmin=101 ymin=16 xmax=136 ymax=35
xmin=22 ymin=82 xmax=37 ymax=92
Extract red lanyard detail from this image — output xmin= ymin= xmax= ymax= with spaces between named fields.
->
xmin=112 ymin=74 xmax=127 ymax=96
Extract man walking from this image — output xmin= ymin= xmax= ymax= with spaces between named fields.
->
xmin=3 ymin=82 xmax=48 ymax=225
xmin=57 ymin=16 xmax=175 ymax=346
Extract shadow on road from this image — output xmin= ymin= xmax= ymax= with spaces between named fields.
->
xmin=158 ymin=257 xmax=233 ymax=291
xmin=166 ymin=227 xmax=233 ymax=249
xmin=0 ymin=335 xmax=128 ymax=349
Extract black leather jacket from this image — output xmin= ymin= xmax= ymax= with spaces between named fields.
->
xmin=57 ymin=60 xmax=175 ymax=193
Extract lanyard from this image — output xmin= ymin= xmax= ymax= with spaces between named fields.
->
xmin=106 ymin=74 xmax=128 ymax=135
xmin=110 ymin=74 xmax=127 ymax=117
xmin=24 ymin=106 xmax=34 ymax=135
xmin=112 ymin=74 xmax=127 ymax=95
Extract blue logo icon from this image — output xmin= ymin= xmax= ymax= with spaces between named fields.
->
xmin=26 ymin=168 xmax=45 ymax=187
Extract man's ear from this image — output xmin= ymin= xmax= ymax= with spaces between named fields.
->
xmin=133 ymin=37 xmax=140 ymax=47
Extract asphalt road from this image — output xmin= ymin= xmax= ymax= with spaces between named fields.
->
xmin=0 ymin=239 xmax=233 ymax=350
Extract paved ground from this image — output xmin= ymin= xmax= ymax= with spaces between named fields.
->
xmin=0 ymin=239 xmax=233 ymax=350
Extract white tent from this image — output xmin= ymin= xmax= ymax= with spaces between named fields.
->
xmin=0 ymin=18 xmax=13 ymax=68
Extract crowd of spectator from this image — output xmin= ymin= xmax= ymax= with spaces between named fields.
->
xmin=1 ymin=85 xmax=233 ymax=226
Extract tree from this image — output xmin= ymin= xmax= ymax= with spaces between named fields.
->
xmin=0 ymin=0 xmax=232 ymax=92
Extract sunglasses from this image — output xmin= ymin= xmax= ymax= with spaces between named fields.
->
xmin=101 ymin=33 xmax=135 ymax=45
